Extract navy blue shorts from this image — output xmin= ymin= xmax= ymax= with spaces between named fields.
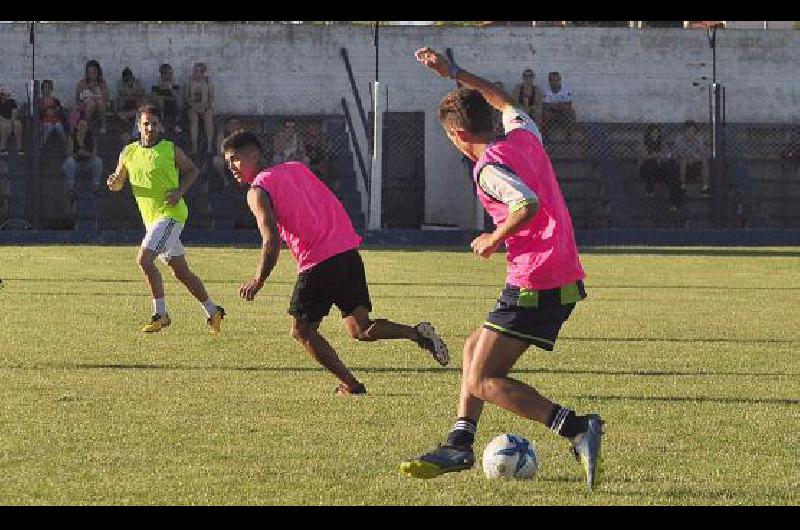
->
xmin=483 ymin=280 xmax=586 ymax=351
xmin=288 ymin=249 xmax=373 ymax=323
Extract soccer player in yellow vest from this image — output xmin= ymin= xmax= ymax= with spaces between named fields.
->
xmin=107 ymin=104 xmax=225 ymax=334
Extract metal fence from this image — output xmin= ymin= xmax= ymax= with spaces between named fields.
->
xmin=2 ymin=83 xmax=799 ymax=233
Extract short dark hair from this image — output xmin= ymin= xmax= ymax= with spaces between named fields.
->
xmin=222 ymin=130 xmax=263 ymax=154
xmin=684 ymin=119 xmax=698 ymax=129
xmin=137 ymin=103 xmax=161 ymax=119
xmin=160 ymin=63 xmax=172 ymax=73
xmin=437 ymin=88 xmax=494 ymax=135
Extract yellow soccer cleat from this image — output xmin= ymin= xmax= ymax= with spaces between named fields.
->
xmin=207 ymin=306 xmax=226 ymax=336
xmin=142 ymin=313 xmax=171 ymax=333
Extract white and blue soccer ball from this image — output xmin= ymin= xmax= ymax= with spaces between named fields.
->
xmin=482 ymin=433 xmax=539 ymax=480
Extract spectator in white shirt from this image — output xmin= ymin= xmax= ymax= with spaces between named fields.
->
xmin=542 ymin=71 xmax=576 ymax=140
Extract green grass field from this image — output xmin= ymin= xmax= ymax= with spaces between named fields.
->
xmin=1 ymin=245 xmax=798 ymax=505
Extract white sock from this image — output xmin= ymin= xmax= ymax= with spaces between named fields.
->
xmin=201 ymin=299 xmax=217 ymax=319
xmin=153 ymin=298 xmax=167 ymax=316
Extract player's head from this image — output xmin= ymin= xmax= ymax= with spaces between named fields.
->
xmin=438 ymin=88 xmax=495 ymax=160
xmin=222 ymin=130 xmax=264 ymax=184
xmin=137 ymin=104 xmax=162 ymax=144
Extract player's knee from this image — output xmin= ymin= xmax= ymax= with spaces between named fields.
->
xmin=137 ymin=253 xmax=155 ymax=270
xmin=466 ymin=373 xmax=495 ymax=401
xmin=350 ymin=319 xmax=379 ymax=341
xmin=290 ymin=324 xmax=311 ymax=343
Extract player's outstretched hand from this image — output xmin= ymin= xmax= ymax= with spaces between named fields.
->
xmin=414 ymin=47 xmax=451 ymax=78
xmin=239 ymin=278 xmax=264 ymax=301
xmin=470 ymin=233 xmax=501 ymax=259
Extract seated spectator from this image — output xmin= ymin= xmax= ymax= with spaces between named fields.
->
xmin=0 ymin=85 xmax=24 ymax=156
xmin=542 ymin=71 xmax=576 ymax=139
xmin=184 ymin=62 xmax=215 ymax=154
xmin=639 ymin=124 xmax=684 ymax=211
xmin=673 ymin=119 xmax=710 ymax=196
xmin=40 ymin=79 xmax=68 ymax=146
xmin=212 ymin=116 xmax=245 ymax=187
xmin=74 ymin=59 xmax=110 ymax=134
xmin=152 ymin=63 xmax=181 ymax=135
xmin=116 ymin=67 xmax=146 ymax=144
xmin=303 ymin=122 xmax=336 ymax=192
xmin=513 ymin=68 xmax=542 ymax=124
xmin=62 ymin=116 xmax=103 ymax=194
xmin=272 ymin=118 xmax=307 ymax=164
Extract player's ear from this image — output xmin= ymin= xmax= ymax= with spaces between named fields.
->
xmin=453 ymin=128 xmax=472 ymax=143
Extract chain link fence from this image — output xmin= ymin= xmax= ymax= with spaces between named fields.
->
xmin=0 ymin=84 xmax=369 ymax=233
xmin=2 ymin=73 xmax=800 ymax=233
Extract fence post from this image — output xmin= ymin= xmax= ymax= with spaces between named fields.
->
xmin=368 ymin=81 xmax=385 ymax=231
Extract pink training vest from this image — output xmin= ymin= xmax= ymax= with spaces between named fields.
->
xmin=473 ymin=128 xmax=585 ymax=290
xmin=251 ymin=162 xmax=362 ymax=273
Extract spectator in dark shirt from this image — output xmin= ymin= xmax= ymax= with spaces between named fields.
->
xmin=152 ymin=63 xmax=181 ymax=135
xmin=62 ymin=117 xmax=103 ymax=193
xmin=639 ymin=124 xmax=684 ymax=211
xmin=40 ymin=79 xmax=68 ymax=145
xmin=0 ymin=85 xmax=24 ymax=155
xmin=116 ymin=67 xmax=146 ymax=143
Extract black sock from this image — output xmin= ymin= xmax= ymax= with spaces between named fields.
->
xmin=446 ymin=417 xmax=477 ymax=448
xmin=547 ymin=405 xmax=589 ymax=439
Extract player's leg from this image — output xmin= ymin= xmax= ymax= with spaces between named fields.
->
xmin=138 ymin=218 xmax=178 ymax=332
xmin=203 ymin=108 xmax=214 ymax=153
xmin=399 ymin=328 xmax=527 ymax=479
xmin=288 ymin=264 xmax=364 ymax=395
xmin=290 ymin=316 xmax=364 ymax=395
xmin=336 ymin=249 xmax=450 ymax=365
xmin=137 ymin=245 xmax=169 ymax=332
xmin=165 ymin=250 xmax=225 ymax=335
xmin=188 ymin=110 xmax=199 ymax=154
xmin=0 ymin=117 xmax=10 ymax=154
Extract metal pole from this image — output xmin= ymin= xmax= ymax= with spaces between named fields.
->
xmin=374 ymin=21 xmax=379 ymax=83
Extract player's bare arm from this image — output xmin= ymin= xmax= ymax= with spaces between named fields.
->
xmin=166 ymin=146 xmax=199 ymax=206
xmin=240 ymin=188 xmax=280 ymax=301
xmin=107 ymin=151 xmax=129 ymax=191
xmin=414 ymin=46 xmax=517 ymax=113
xmin=471 ymin=204 xmax=537 ymax=258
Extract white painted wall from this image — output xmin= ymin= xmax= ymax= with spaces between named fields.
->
xmin=2 ymin=22 xmax=800 ymax=227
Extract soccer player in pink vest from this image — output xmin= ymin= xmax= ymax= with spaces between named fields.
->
xmin=400 ymin=47 xmax=603 ymax=491
xmin=221 ymin=131 xmax=449 ymax=396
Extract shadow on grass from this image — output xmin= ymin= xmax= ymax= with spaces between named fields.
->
xmin=25 ymin=362 xmax=798 ymax=380
xmin=577 ymin=394 xmax=799 ymax=406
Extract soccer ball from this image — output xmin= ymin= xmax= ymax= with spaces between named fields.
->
xmin=482 ymin=433 xmax=538 ymax=480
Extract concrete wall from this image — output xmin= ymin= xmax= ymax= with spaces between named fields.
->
xmin=2 ymin=22 xmax=800 ymax=227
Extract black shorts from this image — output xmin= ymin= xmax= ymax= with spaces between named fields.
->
xmin=288 ymin=248 xmax=372 ymax=323
xmin=484 ymin=280 xmax=586 ymax=351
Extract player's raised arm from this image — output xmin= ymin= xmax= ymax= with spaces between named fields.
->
xmin=414 ymin=46 xmax=516 ymax=113
xmin=107 ymin=150 xmax=129 ymax=191
xmin=240 ymin=187 xmax=281 ymax=301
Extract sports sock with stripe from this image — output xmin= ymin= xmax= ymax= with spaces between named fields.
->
xmin=446 ymin=417 xmax=477 ymax=448
xmin=548 ymin=405 xmax=589 ymax=439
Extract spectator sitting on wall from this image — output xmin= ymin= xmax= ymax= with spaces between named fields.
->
xmin=74 ymin=59 xmax=111 ymax=134
xmin=40 ymin=79 xmax=68 ymax=146
xmin=0 ymin=85 xmax=23 ymax=156
xmin=212 ymin=116 xmax=246 ymax=188
xmin=639 ymin=124 xmax=684 ymax=211
xmin=513 ymin=68 xmax=542 ymax=124
xmin=152 ymin=63 xmax=182 ymax=135
xmin=542 ymin=71 xmax=576 ymax=140
xmin=116 ymin=67 xmax=146 ymax=144
xmin=272 ymin=119 xmax=307 ymax=165
xmin=184 ymin=62 xmax=215 ymax=155
xmin=62 ymin=116 xmax=103 ymax=195
xmin=673 ymin=119 xmax=710 ymax=196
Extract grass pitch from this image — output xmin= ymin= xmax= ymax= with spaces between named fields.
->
xmin=0 ymin=245 xmax=798 ymax=505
